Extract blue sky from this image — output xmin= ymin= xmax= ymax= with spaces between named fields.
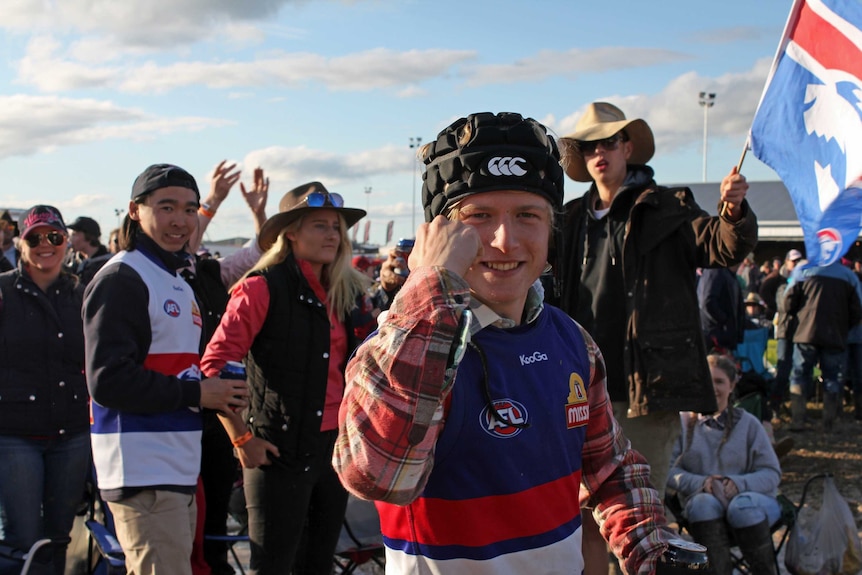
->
xmin=0 ymin=0 xmax=792 ymax=246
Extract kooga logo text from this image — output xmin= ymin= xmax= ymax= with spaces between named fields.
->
xmin=519 ymin=351 xmax=548 ymax=366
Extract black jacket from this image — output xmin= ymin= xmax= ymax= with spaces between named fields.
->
xmin=559 ymin=166 xmax=758 ymax=416
xmin=0 ymin=268 xmax=88 ymax=436
xmin=785 ymin=263 xmax=862 ymax=350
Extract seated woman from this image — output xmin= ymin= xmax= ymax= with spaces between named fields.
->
xmin=667 ymin=353 xmax=782 ymax=575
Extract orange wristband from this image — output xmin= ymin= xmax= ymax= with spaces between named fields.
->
xmin=231 ymin=430 xmax=253 ymax=447
xmin=198 ymin=206 xmax=216 ymax=218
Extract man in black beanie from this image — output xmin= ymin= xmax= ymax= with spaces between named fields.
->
xmin=334 ymin=113 xmax=673 ymax=574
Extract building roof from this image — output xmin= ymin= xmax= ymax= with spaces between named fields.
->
xmin=672 ymin=180 xmax=802 ymax=241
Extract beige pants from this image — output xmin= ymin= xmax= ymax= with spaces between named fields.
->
xmin=108 ymin=490 xmax=196 ymax=575
xmin=611 ymin=402 xmax=681 ymax=495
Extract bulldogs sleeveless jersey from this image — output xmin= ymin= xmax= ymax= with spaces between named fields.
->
xmin=377 ymin=306 xmax=591 ymax=575
xmin=90 ymin=249 xmax=204 ymax=490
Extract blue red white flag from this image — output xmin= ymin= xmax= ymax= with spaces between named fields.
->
xmin=750 ymin=0 xmax=862 ymax=265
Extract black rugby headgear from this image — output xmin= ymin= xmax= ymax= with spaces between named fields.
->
xmin=421 ymin=112 xmax=564 ymax=222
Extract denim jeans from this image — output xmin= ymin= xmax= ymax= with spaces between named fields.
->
xmin=0 ymin=432 xmax=90 ymax=575
xmin=770 ymin=338 xmax=793 ymax=402
xmin=790 ymin=343 xmax=846 ymax=396
xmin=244 ymin=429 xmax=348 ymax=575
xmin=685 ymin=491 xmax=781 ymax=529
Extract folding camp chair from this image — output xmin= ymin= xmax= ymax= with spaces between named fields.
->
xmin=665 ymin=472 xmax=829 ymax=574
xmin=333 ymin=495 xmax=385 ymax=574
xmin=0 ymin=538 xmax=54 ymax=575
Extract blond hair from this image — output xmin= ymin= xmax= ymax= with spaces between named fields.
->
xmin=241 ymin=213 xmax=368 ymax=319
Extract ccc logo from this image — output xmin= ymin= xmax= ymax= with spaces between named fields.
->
xmin=488 ymin=156 xmax=527 ymax=177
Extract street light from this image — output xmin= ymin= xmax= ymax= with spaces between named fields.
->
xmin=364 ymin=186 xmax=372 ymax=214
xmin=698 ymin=92 xmax=716 ymax=182
xmin=113 ymin=208 xmax=125 ymax=228
xmin=409 ymin=137 xmax=422 ymax=232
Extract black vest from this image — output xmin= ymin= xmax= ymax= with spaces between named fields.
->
xmin=245 ymin=256 xmax=357 ymax=468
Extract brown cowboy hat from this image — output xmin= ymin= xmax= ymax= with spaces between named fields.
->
xmin=257 ymin=181 xmax=366 ymax=251
xmin=560 ymin=102 xmax=655 ymax=182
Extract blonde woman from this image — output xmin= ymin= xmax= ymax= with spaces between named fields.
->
xmin=202 ymin=181 xmax=367 ymax=575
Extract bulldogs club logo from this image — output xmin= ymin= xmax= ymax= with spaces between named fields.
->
xmin=816 ymin=228 xmax=843 ymax=265
xmin=164 ymin=299 xmax=181 ymax=317
xmin=480 ymin=398 xmax=528 ymax=438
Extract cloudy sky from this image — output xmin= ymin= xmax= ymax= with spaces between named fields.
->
xmin=1 ymin=0 xmax=792 ymax=246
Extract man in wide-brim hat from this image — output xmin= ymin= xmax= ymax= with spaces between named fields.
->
xmin=556 ymin=102 xmax=759 ymax=574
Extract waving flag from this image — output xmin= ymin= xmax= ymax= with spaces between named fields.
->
xmin=750 ymin=0 xmax=862 ymax=265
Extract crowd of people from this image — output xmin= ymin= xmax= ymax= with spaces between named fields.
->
xmin=0 ymin=104 xmax=859 ymax=575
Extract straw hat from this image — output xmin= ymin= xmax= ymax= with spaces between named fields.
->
xmin=258 ymin=181 xmax=365 ymax=251
xmin=560 ymin=102 xmax=655 ymax=182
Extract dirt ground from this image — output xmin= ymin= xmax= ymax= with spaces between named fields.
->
xmin=768 ymin=397 xmax=862 ymax=574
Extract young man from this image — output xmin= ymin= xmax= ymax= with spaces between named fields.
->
xmin=67 ymin=215 xmax=112 ymax=285
xmin=555 ymin=102 xmax=757 ymax=574
xmin=333 ymin=112 xmax=672 ymax=574
xmin=83 ymin=164 xmax=249 ymax=575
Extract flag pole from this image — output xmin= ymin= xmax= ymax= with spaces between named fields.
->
xmin=720 ymin=135 xmax=750 ymax=217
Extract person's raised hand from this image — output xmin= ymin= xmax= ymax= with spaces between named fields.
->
xmin=719 ymin=166 xmax=749 ymax=221
xmin=210 ymin=160 xmax=242 ymax=207
xmin=240 ymin=166 xmax=269 ymax=218
xmin=409 ymin=215 xmax=482 ymax=278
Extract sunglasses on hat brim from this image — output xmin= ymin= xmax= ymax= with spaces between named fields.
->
xmin=300 ymin=191 xmax=344 ymax=208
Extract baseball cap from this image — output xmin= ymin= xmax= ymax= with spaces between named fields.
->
xmin=786 ymin=249 xmax=803 ymax=262
xmin=132 ymin=164 xmax=199 ymax=201
xmin=352 ymin=255 xmax=373 ymax=271
xmin=19 ymin=205 xmax=67 ymax=240
xmin=67 ymin=216 xmax=101 ymax=238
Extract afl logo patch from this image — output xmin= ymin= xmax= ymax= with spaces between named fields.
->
xmin=480 ymin=398 xmax=528 ymax=438
xmin=164 ymin=299 xmax=182 ymax=317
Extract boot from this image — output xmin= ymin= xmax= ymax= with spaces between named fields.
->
xmin=734 ymin=519 xmax=778 ymax=574
xmin=823 ymin=391 xmax=840 ymax=432
xmin=688 ymin=519 xmax=732 ymax=574
xmin=854 ymin=392 xmax=862 ymax=421
xmin=790 ymin=393 xmax=807 ymax=431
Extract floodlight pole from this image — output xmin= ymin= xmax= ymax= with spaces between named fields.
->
xmin=698 ymin=92 xmax=716 ymax=182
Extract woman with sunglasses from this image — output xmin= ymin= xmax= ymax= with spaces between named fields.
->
xmin=202 ymin=182 xmax=368 ymax=575
xmin=0 ymin=205 xmax=90 ymax=574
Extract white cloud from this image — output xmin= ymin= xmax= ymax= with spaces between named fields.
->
xmin=243 ymin=144 xmax=412 ymax=187
xmin=0 ymin=0 xmax=294 ymax=47
xmin=551 ymin=57 xmax=773 ymax=152
xmin=17 ymin=41 xmax=476 ymax=94
xmin=0 ymin=95 xmax=231 ymax=159
xmin=466 ymin=47 xmax=692 ymax=86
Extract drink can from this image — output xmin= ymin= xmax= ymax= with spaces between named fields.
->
xmin=221 ymin=361 xmax=246 ymax=380
xmin=220 ymin=361 xmax=246 ymax=413
xmin=394 ymin=238 xmax=414 ymax=277
xmin=656 ymin=538 xmax=709 ymax=573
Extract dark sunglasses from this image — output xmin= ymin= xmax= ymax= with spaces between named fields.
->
xmin=24 ymin=231 xmax=66 ymax=248
xmin=302 ymin=191 xmax=344 ymax=208
xmin=576 ymin=132 xmax=626 ymax=155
